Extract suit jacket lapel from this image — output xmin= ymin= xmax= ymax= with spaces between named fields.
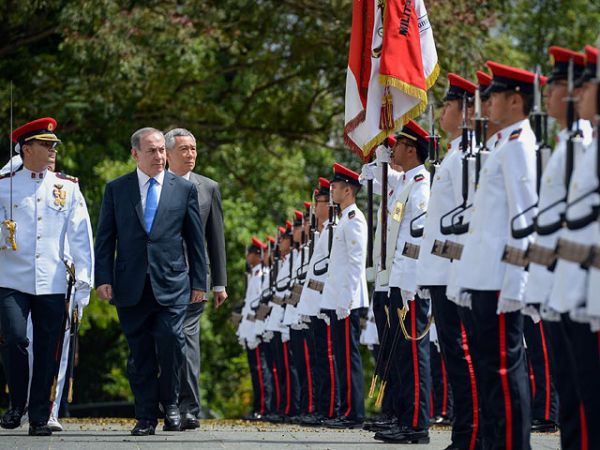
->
xmin=128 ymin=171 xmax=146 ymax=231
xmin=150 ymin=171 xmax=174 ymax=237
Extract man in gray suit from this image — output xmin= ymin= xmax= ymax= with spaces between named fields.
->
xmin=165 ymin=128 xmax=228 ymax=430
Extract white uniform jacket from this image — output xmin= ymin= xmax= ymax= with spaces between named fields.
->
xmin=321 ymin=203 xmax=368 ymax=311
xmin=526 ymin=122 xmax=592 ymax=306
xmin=416 ymin=137 xmax=463 ymax=287
xmin=297 ymin=224 xmax=330 ymax=316
xmin=455 ymin=119 xmax=537 ymax=311
xmin=0 ymin=168 xmax=93 ymax=303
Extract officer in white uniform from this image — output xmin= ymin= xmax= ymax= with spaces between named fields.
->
xmin=454 ymin=61 xmax=541 ymax=450
xmin=523 ymin=47 xmax=590 ymax=441
xmin=296 ymin=178 xmax=341 ymax=425
xmin=370 ymin=120 xmax=431 ymax=445
xmin=551 ymin=46 xmax=600 ymax=449
xmin=416 ymin=73 xmax=482 ymax=450
xmin=0 ymin=118 xmax=93 ymax=436
xmin=321 ymin=163 xmax=368 ymax=429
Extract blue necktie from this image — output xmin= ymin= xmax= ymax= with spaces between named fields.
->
xmin=144 ymin=178 xmax=158 ymax=233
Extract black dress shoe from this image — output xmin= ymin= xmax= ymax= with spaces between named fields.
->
xmin=28 ymin=423 xmax=52 ymax=436
xmin=181 ymin=413 xmax=200 ymax=430
xmin=324 ymin=416 xmax=364 ymax=429
xmin=242 ymin=412 xmax=263 ymax=421
xmin=299 ymin=414 xmax=326 ymax=426
xmin=0 ymin=407 xmax=26 ymax=429
xmin=363 ymin=418 xmax=396 ymax=432
xmin=131 ymin=420 xmax=156 ymax=436
xmin=163 ymin=405 xmax=182 ymax=431
xmin=264 ymin=413 xmax=284 ymax=423
xmin=374 ymin=425 xmax=430 ymax=444
xmin=531 ymin=419 xmax=558 ymax=433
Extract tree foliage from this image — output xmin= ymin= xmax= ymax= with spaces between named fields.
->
xmin=0 ymin=0 xmax=599 ymax=416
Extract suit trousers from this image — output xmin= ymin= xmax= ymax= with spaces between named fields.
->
xmin=430 ymin=286 xmax=480 ymax=450
xmin=178 ymin=301 xmax=205 ymax=418
xmin=116 ymin=277 xmax=187 ymax=422
xmin=371 ymin=290 xmax=398 ymax=416
xmin=389 ymin=288 xmax=431 ymax=430
xmin=470 ymin=290 xmax=531 ymax=450
xmin=312 ymin=313 xmax=340 ymax=418
xmin=0 ymin=288 xmax=63 ymax=425
xmin=522 ymin=316 xmax=558 ymax=424
xmin=544 ymin=318 xmax=584 ymax=450
xmin=332 ymin=308 xmax=365 ymax=421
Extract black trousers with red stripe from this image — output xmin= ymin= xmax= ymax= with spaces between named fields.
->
xmin=289 ymin=327 xmax=317 ymax=416
xmin=332 ymin=308 xmax=365 ymax=421
xmin=522 ymin=316 xmax=558 ymax=424
xmin=268 ymin=331 xmax=300 ymax=416
xmin=544 ymin=317 xmax=585 ymax=450
xmin=372 ymin=290 xmax=399 ymax=416
xmin=312 ymin=313 xmax=340 ymax=418
xmin=246 ymin=343 xmax=273 ymax=416
xmin=430 ymin=341 xmax=454 ymax=420
xmin=430 ymin=286 xmax=480 ymax=450
xmin=470 ymin=291 xmax=531 ymax=450
xmin=564 ymin=314 xmax=600 ymax=450
xmin=389 ymin=288 xmax=431 ymax=430
xmin=262 ymin=339 xmax=280 ymax=414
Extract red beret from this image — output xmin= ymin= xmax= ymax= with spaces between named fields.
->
xmin=251 ymin=236 xmax=265 ymax=249
xmin=286 ymin=220 xmax=293 ymax=230
xmin=585 ymin=45 xmax=599 ymax=65
xmin=294 ymin=210 xmax=303 ymax=220
xmin=278 ymin=226 xmax=287 ymax=235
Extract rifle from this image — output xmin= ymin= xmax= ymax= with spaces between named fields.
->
xmin=313 ymin=194 xmax=337 ymax=276
xmin=510 ymin=66 xmax=552 ymax=239
xmin=440 ymin=94 xmax=473 ymax=236
xmin=564 ymin=38 xmax=600 ymax=230
xmin=474 ymin=87 xmax=490 ymax=190
xmin=410 ymin=95 xmax=438 ymax=237
xmin=536 ymin=58 xmax=581 ymax=236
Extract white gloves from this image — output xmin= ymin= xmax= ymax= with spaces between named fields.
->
xmin=401 ymin=290 xmax=415 ymax=303
xmin=262 ymin=330 xmax=274 ymax=342
xmin=375 ymin=145 xmax=391 ymax=164
xmin=417 ymin=287 xmax=431 ymax=300
xmin=317 ymin=312 xmax=331 ymax=326
xmin=336 ymin=306 xmax=351 ymax=321
xmin=360 ymin=163 xmax=375 ymax=183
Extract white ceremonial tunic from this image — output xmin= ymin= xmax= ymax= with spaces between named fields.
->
xmin=455 ymin=119 xmax=537 ymax=312
xmin=296 ymin=225 xmax=330 ymax=317
xmin=416 ymin=137 xmax=463 ymax=287
xmin=237 ymin=265 xmax=263 ymax=348
xmin=265 ymin=254 xmax=290 ymax=335
xmin=0 ymin=168 xmax=93 ymax=301
xmin=321 ymin=203 xmax=368 ymax=311
xmin=283 ymin=247 xmax=305 ymax=327
xmin=549 ymin=137 xmax=598 ymax=315
xmin=388 ymin=165 xmax=430 ymax=294
xmin=526 ymin=122 xmax=593 ymax=306
xmin=446 ymin=134 xmax=498 ymax=305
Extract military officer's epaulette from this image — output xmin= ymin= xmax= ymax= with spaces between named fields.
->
xmin=509 ymin=129 xmax=522 ymax=141
xmin=414 ymin=174 xmax=425 ymax=182
xmin=0 ymin=171 xmax=16 ymax=180
xmin=55 ymin=172 xmax=79 ymax=183
xmin=348 ymin=210 xmax=356 ymax=219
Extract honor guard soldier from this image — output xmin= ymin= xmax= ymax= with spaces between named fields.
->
xmin=551 ymin=44 xmax=600 ymax=449
xmin=455 ymin=62 xmax=544 ymax=449
xmin=296 ymin=178 xmax=340 ymax=425
xmin=239 ymin=237 xmax=272 ymax=420
xmin=0 ymin=118 xmax=94 ymax=436
xmin=524 ymin=46 xmax=590 ymax=441
xmin=321 ymin=163 xmax=368 ymax=429
xmin=370 ymin=120 xmax=431 ymax=445
xmin=416 ymin=74 xmax=482 ymax=450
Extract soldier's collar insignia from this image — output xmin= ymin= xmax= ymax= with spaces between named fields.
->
xmin=414 ymin=174 xmax=425 ymax=182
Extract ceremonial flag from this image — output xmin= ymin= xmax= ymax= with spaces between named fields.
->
xmin=344 ymin=0 xmax=439 ymax=161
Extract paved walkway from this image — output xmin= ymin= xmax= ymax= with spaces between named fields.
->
xmin=0 ymin=419 xmax=560 ymax=449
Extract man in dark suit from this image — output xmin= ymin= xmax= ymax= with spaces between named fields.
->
xmin=95 ymin=127 xmax=207 ymax=436
xmin=164 ymin=128 xmax=228 ymax=429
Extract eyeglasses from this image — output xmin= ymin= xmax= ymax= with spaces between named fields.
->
xmin=28 ymin=140 xmax=57 ymax=150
